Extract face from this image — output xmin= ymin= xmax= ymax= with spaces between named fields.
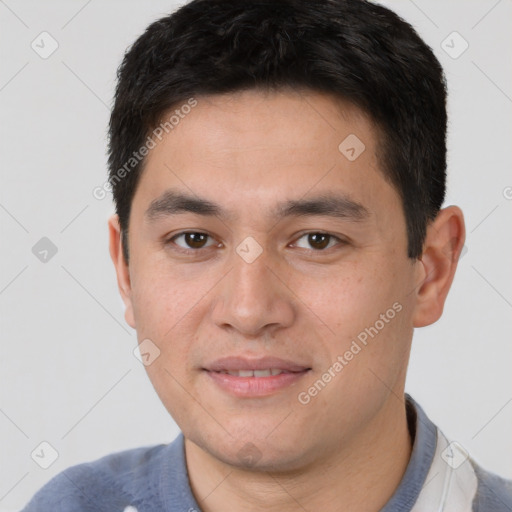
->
xmin=112 ymin=89 xmax=425 ymax=471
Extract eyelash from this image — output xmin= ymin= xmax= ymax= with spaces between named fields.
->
xmin=165 ymin=231 xmax=347 ymax=254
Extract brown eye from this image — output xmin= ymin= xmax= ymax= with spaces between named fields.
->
xmin=293 ymin=232 xmax=343 ymax=251
xmin=171 ymin=232 xmax=216 ymax=250
xmin=308 ymin=233 xmax=330 ymax=250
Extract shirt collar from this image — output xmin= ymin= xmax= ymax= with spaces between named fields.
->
xmin=380 ymin=393 xmax=438 ymax=511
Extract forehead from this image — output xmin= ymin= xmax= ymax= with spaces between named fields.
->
xmin=168 ymin=88 xmax=377 ymax=159
xmin=133 ymin=88 xmax=400 ymax=227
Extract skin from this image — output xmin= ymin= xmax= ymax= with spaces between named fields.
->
xmin=108 ymin=88 xmax=465 ymax=512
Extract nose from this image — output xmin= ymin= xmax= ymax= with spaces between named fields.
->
xmin=210 ymin=241 xmax=296 ymax=337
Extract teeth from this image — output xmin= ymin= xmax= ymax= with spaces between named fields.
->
xmin=254 ymin=369 xmax=271 ymax=377
xmin=221 ymin=369 xmax=288 ymax=377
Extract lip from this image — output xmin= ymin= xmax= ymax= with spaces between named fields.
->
xmin=202 ymin=356 xmax=311 ymax=398
xmin=204 ymin=356 xmax=310 ymax=373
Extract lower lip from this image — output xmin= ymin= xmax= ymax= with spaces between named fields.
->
xmin=204 ymin=370 xmax=310 ymax=397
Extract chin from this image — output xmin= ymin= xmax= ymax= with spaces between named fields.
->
xmin=191 ymin=428 xmax=313 ymax=473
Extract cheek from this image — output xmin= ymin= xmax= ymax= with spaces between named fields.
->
xmin=296 ymin=262 xmax=390 ymax=335
xmin=129 ymin=262 xmax=214 ymax=378
xmin=301 ymin=259 xmax=412 ymax=370
xmin=130 ymin=262 xmax=198 ymax=337
xmin=143 ymin=361 xmax=198 ymax=430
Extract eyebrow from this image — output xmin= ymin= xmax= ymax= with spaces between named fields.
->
xmin=144 ymin=189 xmax=371 ymax=223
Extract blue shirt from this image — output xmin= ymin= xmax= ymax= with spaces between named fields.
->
xmin=22 ymin=394 xmax=512 ymax=511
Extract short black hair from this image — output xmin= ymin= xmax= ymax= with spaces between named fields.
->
xmin=108 ymin=0 xmax=447 ymax=262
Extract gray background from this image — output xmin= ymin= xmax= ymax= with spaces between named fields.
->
xmin=1 ymin=0 xmax=511 ymax=510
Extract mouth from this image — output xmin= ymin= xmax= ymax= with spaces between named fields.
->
xmin=202 ymin=356 xmax=312 ymax=397
xmin=211 ymin=368 xmax=301 ymax=377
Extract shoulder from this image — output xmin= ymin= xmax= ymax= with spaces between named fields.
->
xmin=471 ymin=459 xmax=512 ymax=512
xmin=21 ymin=443 xmax=168 ymax=512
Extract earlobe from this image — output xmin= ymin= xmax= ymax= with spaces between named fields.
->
xmin=108 ymin=214 xmax=136 ymax=329
xmin=412 ymin=206 xmax=466 ymax=328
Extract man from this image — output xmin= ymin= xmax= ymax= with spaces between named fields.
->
xmin=22 ymin=0 xmax=512 ymax=511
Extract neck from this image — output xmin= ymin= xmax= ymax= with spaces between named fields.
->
xmin=185 ymin=395 xmax=413 ymax=512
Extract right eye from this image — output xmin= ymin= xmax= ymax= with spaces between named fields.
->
xmin=166 ymin=231 xmax=220 ymax=252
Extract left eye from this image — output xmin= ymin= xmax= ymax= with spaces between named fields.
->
xmin=293 ymin=232 xmax=343 ymax=251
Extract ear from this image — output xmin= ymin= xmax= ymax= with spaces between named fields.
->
xmin=108 ymin=214 xmax=136 ymax=329
xmin=412 ymin=206 xmax=466 ymax=328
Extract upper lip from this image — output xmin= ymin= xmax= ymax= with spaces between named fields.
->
xmin=204 ymin=356 xmax=311 ymax=372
